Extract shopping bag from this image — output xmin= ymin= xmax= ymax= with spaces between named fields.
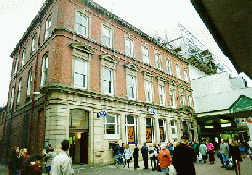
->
xmin=198 ymin=152 xmax=202 ymax=161
xmin=168 ymin=164 xmax=175 ymax=175
xmin=226 ymin=158 xmax=234 ymax=170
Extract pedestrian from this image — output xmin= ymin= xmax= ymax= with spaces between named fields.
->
xmin=45 ymin=148 xmax=56 ymax=175
xmin=220 ymin=139 xmax=229 ymax=168
xmin=113 ymin=141 xmax=121 ymax=165
xmin=207 ymin=140 xmax=215 ymax=164
xmin=133 ymin=144 xmax=139 ymax=169
xmin=124 ymin=144 xmax=132 ymax=168
xmin=240 ymin=140 xmax=248 ymax=158
xmin=230 ymin=140 xmax=242 ymax=175
xmin=8 ymin=146 xmax=20 ymax=175
xmin=141 ymin=142 xmax=148 ymax=169
xmin=19 ymin=148 xmax=30 ymax=175
xmin=69 ymin=144 xmax=75 ymax=162
xmin=158 ymin=144 xmax=172 ymax=175
xmin=148 ymin=143 xmax=157 ymax=171
xmin=30 ymin=155 xmax=43 ymax=175
xmin=51 ymin=139 xmax=74 ymax=175
xmin=173 ymin=137 xmax=196 ymax=175
xmin=46 ymin=144 xmax=53 ymax=154
xmin=199 ymin=141 xmax=207 ymax=163
xmin=193 ymin=141 xmax=199 ymax=162
xmin=153 ymin=142 xmax=159 ymax=170
xmin=167 ymin=143 xmax=174 ymax=158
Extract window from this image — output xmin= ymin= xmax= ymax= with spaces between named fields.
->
xmin=171 ymin=120 xmax=177 ymax=138
xmin=103 ymin=67 xmax=113 ymax=95
xmin=166 ymin=58 xmax=172 ymax=75
xmin=125 ymin=116 xmax=138 ymax=144
xmin=159 ymin=119 xmax=166 ymax=142
xmin=45 ymin=16 xmax=52 ymax=40
xmin=104 ymin=113 xmax=120 ymax=139
xmin=102 ymin=25 xmax=112 ymax=48
xmin=146 ymin=118 xmax=154 ymax=143
xmin=142 ymin=46 xmax=150 ymax=64
xmin=76 ymin=11 xmax=89 ymax=37
xmin=127 ymin=75 xmax=136 ymax=99
xmin=11 ymin=87 xmax=15 ymax=107
xmin=188 ymin=95 xmax=192 ymax=107
xmin=21 ymin=49 xmax=26 ymax=66
xmin=184 ymin=69 xmax=188 ymax=81
xmin=74 ymin=59 xmax=87 ymax=88
xmin=180 ymin=93 xmax=185 ymax=106
xmin=159 ymin=86 xmax=165 ymax=106
xmin=40 ymin=54 xmax=48 ymax=87
xmin=17 ymin=78 xmax=22 ymax=103
xmin=170 ymin=90 xmax=176 ymax=108
xmin=27 ymin=69 xmax=32 ymax=97
xmin=125 ymin=37 xmax=134 ymax=57
xmin=32 ymin=36 xmax=36 ymax=52
xmin=155 ymin=53 xmax=162 ymax=70
xmin=145 ymin=81 xmax=153 ymax=103
xmin=14 ymin=57 xmax=19 ymax=74
xmin=176 ymin=64 xmax=181 ymax=79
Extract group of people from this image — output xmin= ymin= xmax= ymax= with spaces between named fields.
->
xmin=113 ymin=137 xmax=197 ymax=175
xmin=8 ymin=139 xmax=74 ymax=175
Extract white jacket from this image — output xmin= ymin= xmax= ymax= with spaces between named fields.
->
xmin=51 ymin=151 xmax=74 ymax=175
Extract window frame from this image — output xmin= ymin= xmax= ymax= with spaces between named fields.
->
xmin=125 ymin=37 xmax=134 ymax=57
xmin=188 ymin=95 xmax=192 ymax=107
xmin=11 ymin=87 xmax=15 ymax=108
xmin=73 ymin=58 xmax=88 ymax=89
xmin=146 ymin=118 xmax=155 ymax=143
xmin=126 ymin=74 xmax=136 ymax=100
xmin=145 ymin=80 xmax=153 ymax=103
xmin=40 ymin=54 xmax=48 ymax=87
xmin=180 ymin=92 xmax=185 ymax=106
xmin=27 ymin=69 xmax=32 ymax=97
xmin=155 ymin=53 xmax=162 ymax=70
xmin=17 ymin=78 xmax=22 ymax=103
xmin=176 ymin=63 xmax=181 ymax=79
xmin=159 ymin=119 xmax=167 ymax=143
xmin=158 ymin=83 xmax=165 ymax=106
xmin=104 ymin=113 xmax=120 ymax=139
xmin=21 ymin=49 xmax=26 ymax=67
xmin=75 ymin=11 xmax=89 ymax=37
xmin=142 ymin=45 xmax=150 ymax=65
xmin=102 ymin=67 xmax=114 ymax=95
xmin=125 ymin=115 xmax=138 ymax=144
xmin=171 ymin=120 xmax=178 ymax=138
xmin=102 ymin=25 xmax=113 ymax=48
xmin=184 ymin=69 xmax=189 ymax=81
xmin=45 ymin=15 xmax=52 ymax=40
xmin=166 ymin=57 xmax=173 ymax=75
xmin=31 ymin=35 xmax=36 ymax=52
xmin=170 ymin=89 xmax=176 ymax=108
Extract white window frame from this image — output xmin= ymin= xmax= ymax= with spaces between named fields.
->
xmin=146 ymin=118 xmax=155 ymax=143
xmin=184 ymin=69 xmax=189 ymax=81
xmin=102 ymin=67 xmax=114 ymax=95
xmin=176 ymin=64 xmax=181 ymax=79
xmin=73 ymin=58 xmax=87 ymax=89
xmin=17 ymin=78 xmax=22 ymax=103
xmin=180 ymin=93 xmax=185 ymax=106
xmin=142 ymin=45 xmax=150 ymax=65
xmin=14 ymin=57 xmax=19 ymax=74
xmin=40 ymin=54 xmax=48 ymax=87
xmin=27 ymin=69 xmax=32 ymax=97
xmin=22 ymin=49 xmax=26 ymax=66
xmin=11 ymin=87 xmax=15 ymax=107
xmin=188 ymin=95 xmax=192 ymax=107
xmin=159 ymin=85 xmax=165 ymax=106
xmin=145 ymin=80 xmax=153 ymax=103
xmin=75 ymin=11 xmax=89 ymax=37
xmin=45 ymin=16 xmax=52 ymax=40
xmin=125 ymin=115 xmax=138 ymax=144
xmin=102 ymin=25 xmax=113 ymax=48
xmin=127 ymin=75 xmax=136 ymax=100
xmin=125 ymin=37 xmax=134 ymax=57
xmin=155 ymin=53 xmax=162 ymax=70
xmin=170 ymin=89 xmax=176 ymax=108
xmin=166 ymin=57 xmax=173 ymax=75
xmin=159 ymin=119 xmax=167 ymax=143
xmin=171 ymin=120 xmax=177 ymax=138
xmin=32 ymin=36 xmax=36 ymax=52
xmin=104 ymin=113 xmax=120 ymax=139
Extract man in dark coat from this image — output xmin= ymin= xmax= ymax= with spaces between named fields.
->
xmin=141 ymin=142 xmax=148 ymax=169
xmin=133 ymin=144 xmax=140 ymax=169
xmin=173 ymin=137 xmax=196 ymax=175
xmin=113 ymin=142 xmax=121 ymax=165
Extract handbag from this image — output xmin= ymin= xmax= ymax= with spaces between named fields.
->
xmin=239 ymin=147 xmax=245 ymax=152
xmin=130 ymin=156 xmax=132 ymax=160
xmin=168 ymin=164 xmax=175 ymax=175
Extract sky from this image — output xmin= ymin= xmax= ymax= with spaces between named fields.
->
xmin=0 ymin=0 xmax=251 ymax=106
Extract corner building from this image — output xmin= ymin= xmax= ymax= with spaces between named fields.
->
xmin=5 ymin=0 xmax=195 ymax=165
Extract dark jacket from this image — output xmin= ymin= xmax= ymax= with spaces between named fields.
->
xmin=141 ymin=145 xmax=148 ymax=157
xmin=8 ymin=151 xmax=20 ymax=172
xmin=113 ymin=144 xmax=120 ymax=155
xmin=133 ymin=147 xmax=139 ymax=157
xmin=173 ymin=143 xmax=195 ymax=175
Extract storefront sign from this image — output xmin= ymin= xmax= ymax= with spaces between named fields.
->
xmin=148 ymin=108 xmax=155 ymax=115
xmin=128 ymin=126 xmax=134 ymax=143
xmin=97 ymin=110 xmax=107 ymax=118
xmin=146 ymin=127 xmax=152 ymax=143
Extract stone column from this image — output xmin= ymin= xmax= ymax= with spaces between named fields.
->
xmin=154 ymin=116 xmax=160 ymax=143
xmin=177 ymin=119 xmax=181 ymax=142
xmin=138 ymin=114 xmax=146 ymax=145
xmin=166 ymin=118 xmax=172 ymax=143
xmin=121 ymin=113 xmax=126 ymax=145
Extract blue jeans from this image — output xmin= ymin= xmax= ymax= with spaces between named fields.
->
xmin=223 ymin=154 xmax=229 ymax=167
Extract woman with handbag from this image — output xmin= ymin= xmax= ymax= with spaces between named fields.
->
xmin=158 ymin=144 xmax=172 ymax=175
xmin=207 ymin=141 xmax=215 ymax=164
xmin=124 ymin=144 xmax=132 ymax=168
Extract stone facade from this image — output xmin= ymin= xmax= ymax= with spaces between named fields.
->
xmin=3 ymin=0 xmax=196 ymax=165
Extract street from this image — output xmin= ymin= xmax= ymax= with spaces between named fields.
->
xmin=1 ymin=156 xmax=251 ymax=175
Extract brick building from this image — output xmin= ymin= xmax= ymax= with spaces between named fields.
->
xmin=3 ymin=0 xmax=196 ymax=165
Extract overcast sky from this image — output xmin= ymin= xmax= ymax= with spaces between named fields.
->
xmin=0 ymin=0 xmax=250 ymax=106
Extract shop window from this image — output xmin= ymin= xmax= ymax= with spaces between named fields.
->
xmin=125 ymin=116 xmax=138 ymax=144
xmin=146 ymin=118 xmax=154 ymax=143
xmin=171 ymin=120 xmax=177 ymax=138
xmin=159 ymin=119 xmax=166 ymax=142
xmin=104 ymin=113 xmax=120 ymax=139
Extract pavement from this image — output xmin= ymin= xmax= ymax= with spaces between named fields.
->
xmin=1 ymin=155 xmax=252 ymax=174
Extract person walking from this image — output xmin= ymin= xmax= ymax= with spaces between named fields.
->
xmin=30 ymin=155 xmax=43 ymax=175
xmin=207 ymin=140 xmax=215 ymax=164
xmin=51 ymin=139 xmax=74 ymax=175
xmin=141 ymin=142 xmax=148 ymax=169
xmin=158 ymin=144 xmax=172 ymax=175
xmin=220 ymin=139 xmax=229 ymax=168
xmin=19 ymin=148 xmax=30 ymax=175
xmin=45 ymin=148 xmax=56 ymax=175
xmin=199 ymin=141 xmax=208 ymax=163
xmin=193 ymin=141 xmax=199 ymax=162
xmin=8 ymin=146 xmax=20 ymax=175
xmin=123 ymin=144 xmax=132 ymax=168
xmin=230 ymin=140 xmax=242 ymax=175
xmin=173 ymin=137 xmax=195 ymax=175
xmin=113 ymin=141 xmax=121 ymax=165
xmin=133 ymin=144 xmax=139 ymax=169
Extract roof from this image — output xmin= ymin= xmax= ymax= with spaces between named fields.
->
xmin=191 ymin=0 xmax=252 ymax=78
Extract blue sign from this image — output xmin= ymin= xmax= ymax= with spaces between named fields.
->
xmin=97 ymin=110 xmax=107 ymax=118
xmin=148 ymin=108 xmax=155 ymax=115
